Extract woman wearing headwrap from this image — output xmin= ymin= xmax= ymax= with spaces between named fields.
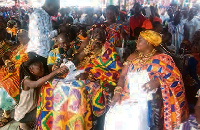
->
xmin=105 ymin=30 xmax=188 ymax=130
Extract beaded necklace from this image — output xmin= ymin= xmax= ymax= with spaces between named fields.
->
xmin=124 ymin=49 xmax=157 ymax=71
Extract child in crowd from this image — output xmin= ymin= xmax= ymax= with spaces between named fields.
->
xmin=14 ymin=58 xmax=68 ymax=130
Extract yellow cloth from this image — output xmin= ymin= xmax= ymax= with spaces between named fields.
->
xmin=6 ymin=27 xmax=18 ymax=36
xmin=140 ymin=30 xmax=162 ymax=46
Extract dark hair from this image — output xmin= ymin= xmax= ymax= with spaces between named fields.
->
xmin=19 ymin=58 xmax=42 ymax=87
xmin=64 ymin=25 xmax=78 ymax=42
xmin=153 ymin=21 xmax=162 ymax=29
xmin=106 ymin=5 xmax=119 ymax=16
xmin=0 ymin=27 xmax=6 ymax=41
xmin=88 ymin=24 xmax=107 ymax=43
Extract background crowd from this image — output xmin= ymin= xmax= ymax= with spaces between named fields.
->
xmin=0 ymin=0 xmax=200 ymax=129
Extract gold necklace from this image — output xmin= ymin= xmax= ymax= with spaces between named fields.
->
xmin=77 ymin=48 xmax=102 ymax=69
xmin=124 ymin=49 xmax=157 ymax=66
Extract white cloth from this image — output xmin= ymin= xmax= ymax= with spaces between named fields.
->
xmin=185 ymin=17 xmax=200 ymax=42
xmin=168 ymin=22 xmax=184 ymax=54
xmin=26 ymin=8 xmax=58 ymax=58
xmin=14 ymin=88 xmax=37 ymax=121
xmin=160 ymin=14 xmax=169 ymax=24
xmin=105 ymin=70 xmax=154 ymax=130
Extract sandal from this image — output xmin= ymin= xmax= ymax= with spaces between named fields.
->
xmin=0 ymin=116 xmax=12 ymax=127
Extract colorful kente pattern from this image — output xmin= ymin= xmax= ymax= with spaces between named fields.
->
xmin=84 ymin=42 xmax=122 ymax=116
xmin=123 ymin=53 xmax=188 ymax=130
xmin=106 ymin=23 xmax=123 ymax=46
xmin=36 ymin=80 xmax=92 ymax=130
xmin=0 ymin=44 xmax=28 ymax=101
xmin=0 ymin=41 xmax=10 ymax=58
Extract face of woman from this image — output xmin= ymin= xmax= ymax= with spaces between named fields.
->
xmin=106 ymin=9 xmax=116 ymax=23
xmin=57 ymin=37 xmax=69 ymax=52
xmin=136 ymin=36 xmax=149 ymax=52
xmin=29 ymin=62 xmax=44 ymax=77
xmin=91 ymin=28 xmax=105 ymax=49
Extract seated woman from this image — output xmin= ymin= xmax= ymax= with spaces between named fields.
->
xmin=76 ymin=25 xmax=122 ymax=129
xmin=36 ymin=25 xmax=122 ymax=130
xmin=15 ymin=58 xmax=68 ymax=130
xmin=0 ymin=29 xmax=29 ymax=127
xmin=105 ymin=30 xmax=188 ymax=130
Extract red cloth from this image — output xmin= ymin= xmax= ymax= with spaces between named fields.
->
xmin=142 ymin=17 xmax=162 ymax=30
xmin=153 ymin=16 xmax=162 ymax=24
xmin=129 ymin=14 xmax=146 ymax=37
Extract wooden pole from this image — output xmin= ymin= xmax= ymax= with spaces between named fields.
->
xmin=110 ymin=0 xmax=113 ymax=5
xmin=124 ymin=0 xmax=126 ymax=10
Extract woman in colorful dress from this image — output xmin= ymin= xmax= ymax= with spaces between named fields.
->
xmin=105 ymin=30 xmax=188 ymax=130
xmin=78 ymin=25 xmax=122 ymax=129
xmin=36 ymin=25 xmax=122 ymax=130
xmin=0 ymin=29 xmax=29 ymax=127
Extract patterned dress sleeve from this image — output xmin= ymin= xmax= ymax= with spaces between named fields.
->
xmin=85 ymin=46 xmax=122 ymax=86
xmin=47 ymin=50 xmax=56 ymax=65
xmin=147 ymin=54 xmax=188 ymax=129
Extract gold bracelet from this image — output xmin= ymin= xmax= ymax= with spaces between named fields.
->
xmin=4 ymin=60 xmax=12 ymax=66
xmin=83 ymin=42 xmax=93 ymax=55
xmin=114 ymin=90 xmax=121 ymax=95
xmin=114 ymin=86 xmax=123 ymax=91
xmin=114 ymin=86 xmax=123 ymax=94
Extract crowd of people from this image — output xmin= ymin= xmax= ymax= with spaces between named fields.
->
xmin=0 ymin=0 xmax=200 ymax=129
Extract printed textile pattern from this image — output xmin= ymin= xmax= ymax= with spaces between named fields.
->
xmin=123 ymin=53 xmax=188 ymax=130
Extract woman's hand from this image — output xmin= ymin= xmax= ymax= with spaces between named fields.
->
xmin=110 ymin=93 xmax=121 ymax=107
xmin=75 ymin=73 xmax=89 ymax=80
xmin=52 ymin=65 xmax=59 ymax=71
xmin=142 ymin=79 xmax=160 ymax=92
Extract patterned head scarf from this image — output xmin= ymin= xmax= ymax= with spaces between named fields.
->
xmin=140 ymin=30 xmax=162 ymax=46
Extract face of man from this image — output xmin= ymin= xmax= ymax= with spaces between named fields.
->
xmin=45 ymin=0 xmax=60 ymax=16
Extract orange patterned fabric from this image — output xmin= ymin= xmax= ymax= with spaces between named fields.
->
xmin=0 ymin=45 xmax=28 ymax=101
xmin=122 ymin=53 xmax=188 ymax=130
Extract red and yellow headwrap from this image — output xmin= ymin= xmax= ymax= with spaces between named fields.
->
xmin=140 ymin=30 xmax=162 ymax=47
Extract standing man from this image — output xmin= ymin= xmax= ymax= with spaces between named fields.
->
xmin=26 ymin=0 xmax=62 ymax=73
xmin=129 ymin=3 xmax=146 ymax=39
